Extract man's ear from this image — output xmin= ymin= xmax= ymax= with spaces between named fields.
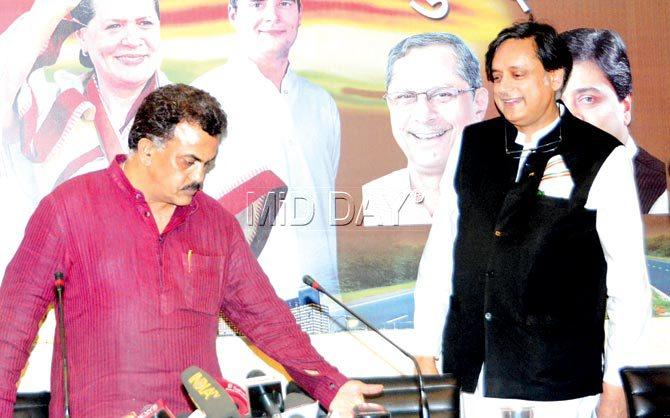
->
xmin=549 ymin=68 xmax=565 ymax=94
xmin=137 ymin=137 xmax=156 ymax=166
xmin=473 ymin=87 xmax=489 ymax=122
xmin=621 ymin=94 xmax=633 ymax=126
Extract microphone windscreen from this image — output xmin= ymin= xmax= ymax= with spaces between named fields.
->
xmin=216 ymin=376 xmax=250 ymax=416
xmin=302 ymin=275 xmax=315 ymax=287
xmin=136 ymin=400 xmax=176 ymax=418
xmin=181 ymin=366 xmax=241 ymax=418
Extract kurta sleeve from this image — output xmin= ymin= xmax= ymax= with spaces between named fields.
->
xmin=219 ymin=213 xmax=347 ymax=409
xmin=0 ymin=194 xmax=68 ymax=415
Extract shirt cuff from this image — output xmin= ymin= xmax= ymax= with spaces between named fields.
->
xmin=309 ymin=371 xmax=348 ymax=410
xmin=603 ymin=365 xmax=624 ymax=387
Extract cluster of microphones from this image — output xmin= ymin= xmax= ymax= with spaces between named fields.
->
xmin=129 ymin=367 xmax=316 ymax=418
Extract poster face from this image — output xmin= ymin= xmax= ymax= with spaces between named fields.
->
xmin=0 ymin=0 xmax=668 ymax=338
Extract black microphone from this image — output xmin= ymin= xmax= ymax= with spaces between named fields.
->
xmin=302 ymin=275 xmax=430 ymax=418
xmin=181 ymin=366 xmax=241 ymax=418
xmin=246 ymin=370 xmax=283 ymax=417
xmin=54 ymin=272 xmax=70 ymax=418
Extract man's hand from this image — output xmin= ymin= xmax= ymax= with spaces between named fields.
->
xmin=596 ymin=382 xmax=627 ymax=418
xmin=328 ymin=380 xmax=384 ymax=418
xmin=416 ymin=355 xmax=439 ymax=375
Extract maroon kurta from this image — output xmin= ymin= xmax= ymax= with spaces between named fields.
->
xmin=0 ymin=156 xmax=346 ymax=417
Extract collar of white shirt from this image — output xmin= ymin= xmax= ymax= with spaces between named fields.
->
xmin=514 ymin=102 xmax=565 ymax=149
xmin=624 ymin=135 xmax=638 ymax=159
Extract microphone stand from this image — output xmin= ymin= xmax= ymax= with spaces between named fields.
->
xmin=302 ymin=275 xmax=430 ymax=418
xmin=54 ymin=272 xmax=70 ymax=418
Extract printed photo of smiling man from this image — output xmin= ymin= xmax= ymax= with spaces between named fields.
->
xmin=362 ymin=33 xmax=488 ymax=227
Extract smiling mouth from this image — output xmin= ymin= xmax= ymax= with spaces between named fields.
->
xmin=501 ymin=97 xmax=522 ymax=105
xmin=409 ymin=130 xmax=448 ymax=140
xmin=259 ymin=29 xmax=286 ymax=35
xmin=116 ymin=54 xmax=148 ymax=65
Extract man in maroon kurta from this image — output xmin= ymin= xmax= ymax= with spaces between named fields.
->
xmin=0 ymin=84 xmax=379 ymax=417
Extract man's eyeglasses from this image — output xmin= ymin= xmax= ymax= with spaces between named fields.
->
xmin=384 ymin=86 xmax=476 ymax=107
xmin=504 ymin=124 xmax=562 ymax=159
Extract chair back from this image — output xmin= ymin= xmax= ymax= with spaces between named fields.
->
xmin=620 ymin=365 xmax=670 ymax=417
xmin=358 ymin=374 xmax=459 ymax=418
xmin=13 ymin=392 xmax=50 ymax=418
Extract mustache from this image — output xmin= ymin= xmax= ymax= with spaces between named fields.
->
xmin=181 ymin=182 xmax=202 ymax=192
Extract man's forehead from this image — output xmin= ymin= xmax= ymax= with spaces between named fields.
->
xmin=172 ymin=122 xmax=208 ymax=146
xmin=396 ymin=45 xmax=459 ymax=69
xmin=391 ymin=45 xmax=467 ymax=88
xmin=569 ymin=61 xmax=614 ymax=89
xmin=492 ymin=38 xmax=540 ymax=68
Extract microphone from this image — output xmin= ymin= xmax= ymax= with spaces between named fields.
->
xmin=246 ymin=370 xmax=283 ymax=417
xmin=181 ymin=366 xmax=241 ymax=418
xmin=54 ymin=272 xmax=70 ymax=418
xmin=137 ymin=400 xmax=177 ymax=418
xmin=216 ymin=376 xmax=250 ymax=416
xmin=302 ymin=275 xmax=430 ymax=418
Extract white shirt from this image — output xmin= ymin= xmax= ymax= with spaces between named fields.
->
xmin=193 ymin=57 xmax=341 ymax=300
xmin=361 ymin=133 xmax=463 ymax=227
xmin=361 ymin=168 xmax=432 ymax=226
xmin=413 ymin=112 xmax=651 ymax=393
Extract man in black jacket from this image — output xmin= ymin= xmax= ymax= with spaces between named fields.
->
xmin=560 ymin=28 xmax=668 ymax=214
xmin=436 ymin=21 xmax=650 ymax=418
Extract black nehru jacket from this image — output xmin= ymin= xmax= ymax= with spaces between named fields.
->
xmin=442 ymin=108 xmax=621 ymax=401
xmin=633 ymin=146 xmax=667 ymax=214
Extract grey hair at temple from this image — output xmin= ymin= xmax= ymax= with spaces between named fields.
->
xmin=385 ymin=32 xmax=483 ymax=90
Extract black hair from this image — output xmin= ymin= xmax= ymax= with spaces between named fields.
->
xmin=128 ymin=84 xmax=227 ymax=150
xmin=560 ymin=28 xmax=632 ymax=101
xmin=485 ymin=21 xmax=572 ymax=88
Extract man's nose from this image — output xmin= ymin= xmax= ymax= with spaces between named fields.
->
xmin=262 ymin=1 xmax=281 ymax=21
xmin=496 ymin=74 xmax=515 ymax=95
xmin=411 ymin=93 xmax=438 ymax=122
xmin=191 ymin=164 xmax=207 ymax=185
